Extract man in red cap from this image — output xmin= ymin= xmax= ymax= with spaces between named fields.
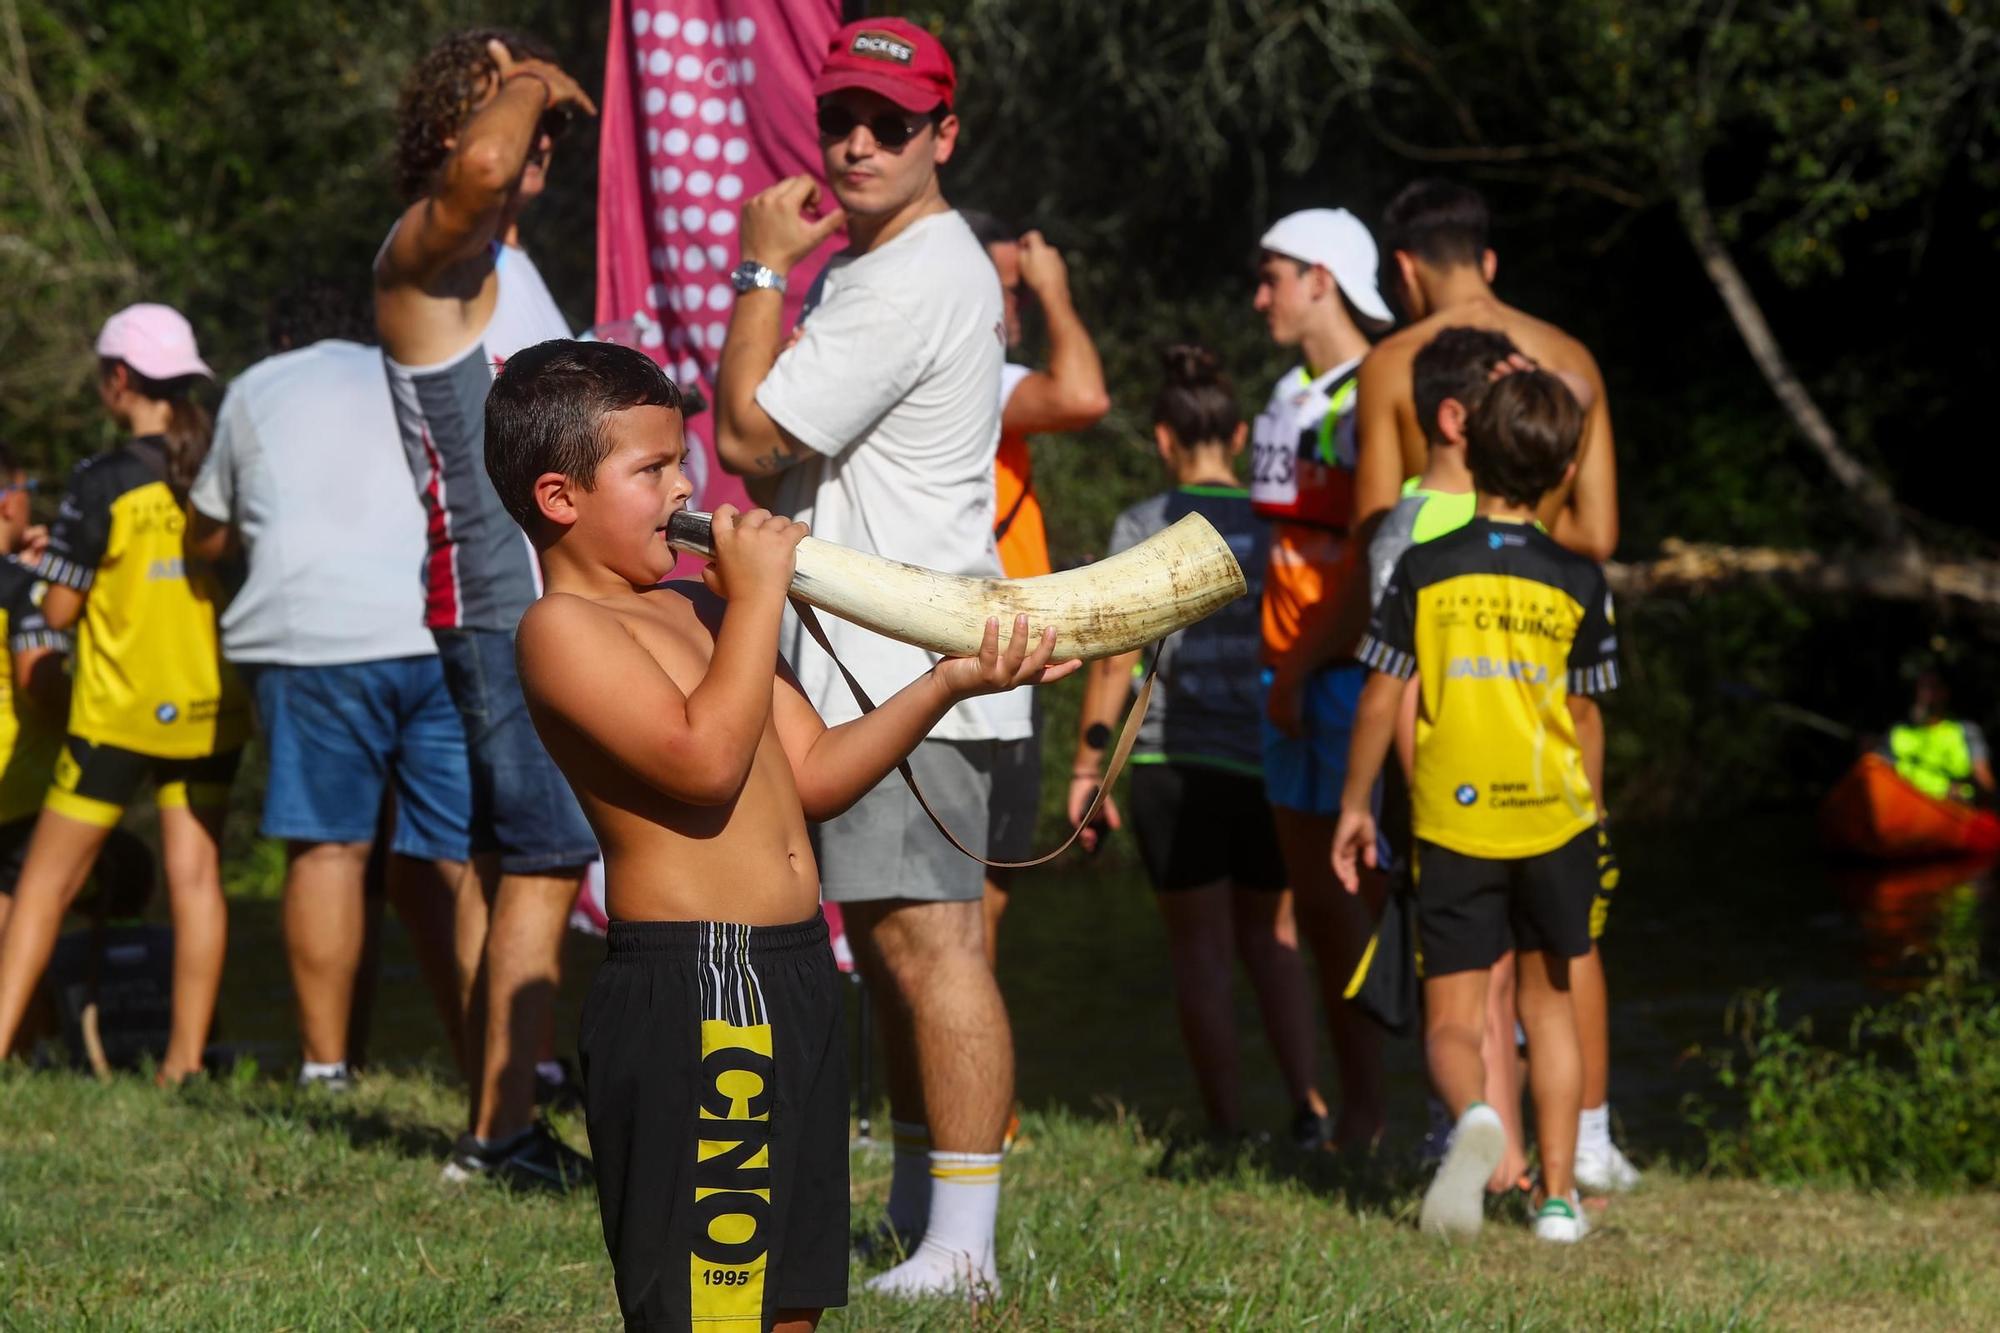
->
xmin=714 ymin=17 xmax=1021 ymax=1303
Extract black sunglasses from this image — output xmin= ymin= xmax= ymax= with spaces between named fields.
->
xmin=538 ymin=105 xmax=574 ymax=144
xmin=815 ymin=103 xmax=936 ymax=150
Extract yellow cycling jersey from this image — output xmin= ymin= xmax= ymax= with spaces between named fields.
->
xmin=0 ymin=556 xmax=67 ymax=824
xmin=40 ymin=437 xmax=248 ymax=759
xmin=1358 ymin=516 xmax=1619 ymax=859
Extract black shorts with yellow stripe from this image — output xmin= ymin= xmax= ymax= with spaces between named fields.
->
xmin=581 ymin=916 xmax=848 ymax=1328
xmin=48 ymin=738 xmax=242 ymax=828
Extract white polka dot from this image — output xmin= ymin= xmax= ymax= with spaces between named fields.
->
xmin=738 ymin=57 xmax=755 ymax=85
xmin=659 ymin=209 xmax=679 ymax=233
xmin=716 ymin=175 xmax=743 ymax=201
xmin=670 ymin=90 xmax=696 ymax=117
xmin=684 ymin=17 xmax=708 ymax=44
xmin=646 ymin=128 xmax=660 ymax=154
xmin=655 ymin=12 xmax=678 ymax=39
xmin=723 ymin=138 xmax=749 ymax=164
xmin=704 ymin=56 xmax=732 ymax=89
xmin=665 ymin=286 xmax=683 ymax=310
xmin=646 ymin=283 xmax=666 ymax=308
xmin=707 ymin=322 xmax=728 ymax=348
xmin=685 ymin=246 xmax=709 ymax=273
xmin=680 ymin=206 xmax=706 ymax=232
xmin=728 ymin=99 xmax=747 ymax=126
xmin=664 ymin=127 xmax=691 ymax=155
xmin=662 ymin=166 xmax=684 ymax=192
xmin=648 ymin=49 xmax=670 ymax=76
xmin=687 ymin=170 xmax=713 ymax=197
xmin=699 ymin=98 xmax=726 ymax=125
xmin=707 ymin=284 xmax=733 ymax=312
xmin=678 ymin=357 xmax=701 ymax=382
xmin=641 ymin=323 xmax=664 ymax=349
xmin=736 ymin=18 xmax=757 ymax=43
xmin=632 ymin=9 xmax=650 ymax=36
xmin=682 ymin=282 xmax=704 ymax=308
xmin=676 ymin=53 xmax=701 ymax=82
xmin=694 ymin=133 xmax=719 ymax=161
xmin=706 ymin=245 xmax=730 ymax=269
xmin=709 ymin=211 xmax=737 ymax=236
xmin=644 ymin=87 xmax=666 ymax=115
xmin=684 ymin=325 xmax=705 ymax=350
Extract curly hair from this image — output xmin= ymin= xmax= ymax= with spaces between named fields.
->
xmin=394 ymin=27 xmax=556 ymax=203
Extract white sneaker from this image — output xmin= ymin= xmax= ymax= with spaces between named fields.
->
xmin=1533 ymin=1192 xmax=1590 ymax=1243
xmin=1419 ymin=1104 xmax=1505 ymax=1242
xmin=1574 ymin=1140 xmax=1641 ymax=1194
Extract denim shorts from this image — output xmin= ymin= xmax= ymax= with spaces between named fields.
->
xmin=242 ymin=656 xmax=471 ymax=862
xmin=432 ymin=627 xmax=598 ymax=875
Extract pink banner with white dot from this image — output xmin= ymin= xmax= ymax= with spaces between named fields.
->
xmin=596 ymin=0 xmax=845 ymax=513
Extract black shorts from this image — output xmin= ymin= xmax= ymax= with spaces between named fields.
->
xmin=47 ymin=738 xmax=241 ymax=829
xmin=580 ymin=917 xmax=848 ymax=1329
xmin=1412 ymin=827 xmax=1596 ymax=976
xmin=1128 ymin=763 xmax=1286 ymax=893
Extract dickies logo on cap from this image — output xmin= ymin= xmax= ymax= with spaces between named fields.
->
xmin=813 ymin=16 xmax=956 ymax=112
xmin=850 ymin=29 xmax=916 ymax=64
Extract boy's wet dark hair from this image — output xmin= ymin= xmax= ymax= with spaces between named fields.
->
xmin=395 ymin=27 xmax=559 ymax=202
xmin=1152 ymin=342 xmax=1239 ymax=445
xmin=486 ymin=339 xmax=682 ymax=533
xmin=1413 ymin=327 xmax=1519 ymax=447
xmin=1382 ymin=179 xmax=1490 ymax=268
xmin=1465 ymin=369 xmax=1584 ymax=508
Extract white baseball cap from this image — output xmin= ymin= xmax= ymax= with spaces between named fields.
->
xmin=95 ymin=303 xmax=214 ymax=381
xmin=1259 ymin=209 xmax=1392 ymax=324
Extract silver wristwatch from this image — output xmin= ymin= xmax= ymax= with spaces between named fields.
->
xmin=729 ymin=260 xmax=786 ymax=295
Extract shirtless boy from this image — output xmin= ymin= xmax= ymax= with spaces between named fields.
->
xmin=488 ymin=339 xmax=1073 ymax=1330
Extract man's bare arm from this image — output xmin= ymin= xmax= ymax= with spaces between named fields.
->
xmin=184 ymin=510 xmax=234 ymax=565
xmin=1567 ymin=693 xmax=1607 ymax=808
xmin=1548 ymin=363 xmax=1618 ymax=560
xmin=13 ymin=645 xmax=68 ymax=722
xmin=715 ymin=176 xmax=846 ymax=478
xmin=376 ymin=44 xmax=597 ymax=295
xmin=39 ymin=583 xmax=83 ymax=633
xmin=770 ymin=616 xmax=1076 ymax=822
xmin=1001 ymin=232 xmax=1110 ymax=436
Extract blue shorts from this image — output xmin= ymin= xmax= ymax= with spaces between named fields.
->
xmin=243 ymin=656 xmax=471 ymax=863
xmin=1260 ymin=663 xmax=1370 ymax=816
xmin=432 ymin=627 xmax=598 ymax=876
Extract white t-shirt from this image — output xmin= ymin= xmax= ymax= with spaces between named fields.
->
xmin=190 ymin=339 xmax=436 ymax=666
xmin=757 ymin=210 xmax=1025 ymax=741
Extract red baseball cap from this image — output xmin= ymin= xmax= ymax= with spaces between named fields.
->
xmin=812 ymin=18 xmax=955 ymax=113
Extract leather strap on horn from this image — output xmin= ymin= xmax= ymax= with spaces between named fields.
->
xmin=791 ymin=598 xmax=1157 ymax=869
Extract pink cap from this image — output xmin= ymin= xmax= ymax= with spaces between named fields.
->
xmin=95 ymin=303 xmax=213 ymax=381
xmin=812 ymin=18 xmax=956 ymax=113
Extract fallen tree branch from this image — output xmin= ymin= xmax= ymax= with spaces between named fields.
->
xmin=1607 ymin=540 xmax=2000 ymax=608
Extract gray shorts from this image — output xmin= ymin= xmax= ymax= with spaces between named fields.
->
xmin=987 ymin=702 xmax=1043 ymax=865
xmin=817 ymin=739 xmax=993 ymax=904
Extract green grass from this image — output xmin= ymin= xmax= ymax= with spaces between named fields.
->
xmin=4 ymin=1064 xmax=2000 ymax=1331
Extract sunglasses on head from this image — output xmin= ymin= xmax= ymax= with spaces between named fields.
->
xmin=815 ymin=103 xmax=936 ymax=150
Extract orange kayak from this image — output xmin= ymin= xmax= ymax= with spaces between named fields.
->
xmin=1819 ymin=754 xmax=2000 ymax=861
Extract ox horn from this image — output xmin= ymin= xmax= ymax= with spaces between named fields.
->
xmin=664 ymin=509 xmax=1247 ymax=662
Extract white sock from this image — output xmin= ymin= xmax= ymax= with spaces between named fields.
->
xmin=535 ymin=1059 xmax=567 ymax=1086
xmin=885 ymin=1120 xmax=931 ymax=1239
xmin=1579 ymin=1103 xmax=1612 ymax=1153
xmin=865 ymin=1151 xmax=1002 ymax=1299
xmin=299 ymin=1060 xmax=348 ymax=1083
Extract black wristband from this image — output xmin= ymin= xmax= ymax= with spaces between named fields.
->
xmin=1083 ymin=722 xmax=1112 ymax=751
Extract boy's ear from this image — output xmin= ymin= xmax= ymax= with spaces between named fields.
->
xmin=1557 ymin=457 xmax=1578 ymax=493
xmin=1437 ymin=397 xmax=1468 ymax=446
xmin=1481 ymin=248 xmax=1498 ymax=284
xmin=1229 ymin=420 xmax=1249 ymax=456
xmin=533 ymin=471 xmax=580 ymax=529
xmin=1152 ymin=421 xmax=1177 ymax=465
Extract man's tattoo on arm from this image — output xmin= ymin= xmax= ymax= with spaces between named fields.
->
xmin=752 ymin=444 xmax=802 ymax=476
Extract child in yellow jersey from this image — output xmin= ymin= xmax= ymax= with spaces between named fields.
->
xmin=0 ymin=305 xmax=249 ymax=1083
xmin=1333 ymin=368 xmax=1616 ymax=1246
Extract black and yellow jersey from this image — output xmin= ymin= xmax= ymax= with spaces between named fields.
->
xmin=0 ymin=556 xmax=67 ymax=824
xmin=40 ymin=436 xmax=248 ymax=759
xmin=1359 ymin=516 xmax=1619 ymax=859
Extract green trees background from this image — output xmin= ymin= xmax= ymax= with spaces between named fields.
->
xmin=4 ymin=0 xmax=1996 ymax=815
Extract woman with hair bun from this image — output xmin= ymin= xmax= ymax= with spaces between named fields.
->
xmin=1068 ymin=343 xmax=1329 ymax=1144
xmin=0 ymin=303 xmax=248 ymax=1082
